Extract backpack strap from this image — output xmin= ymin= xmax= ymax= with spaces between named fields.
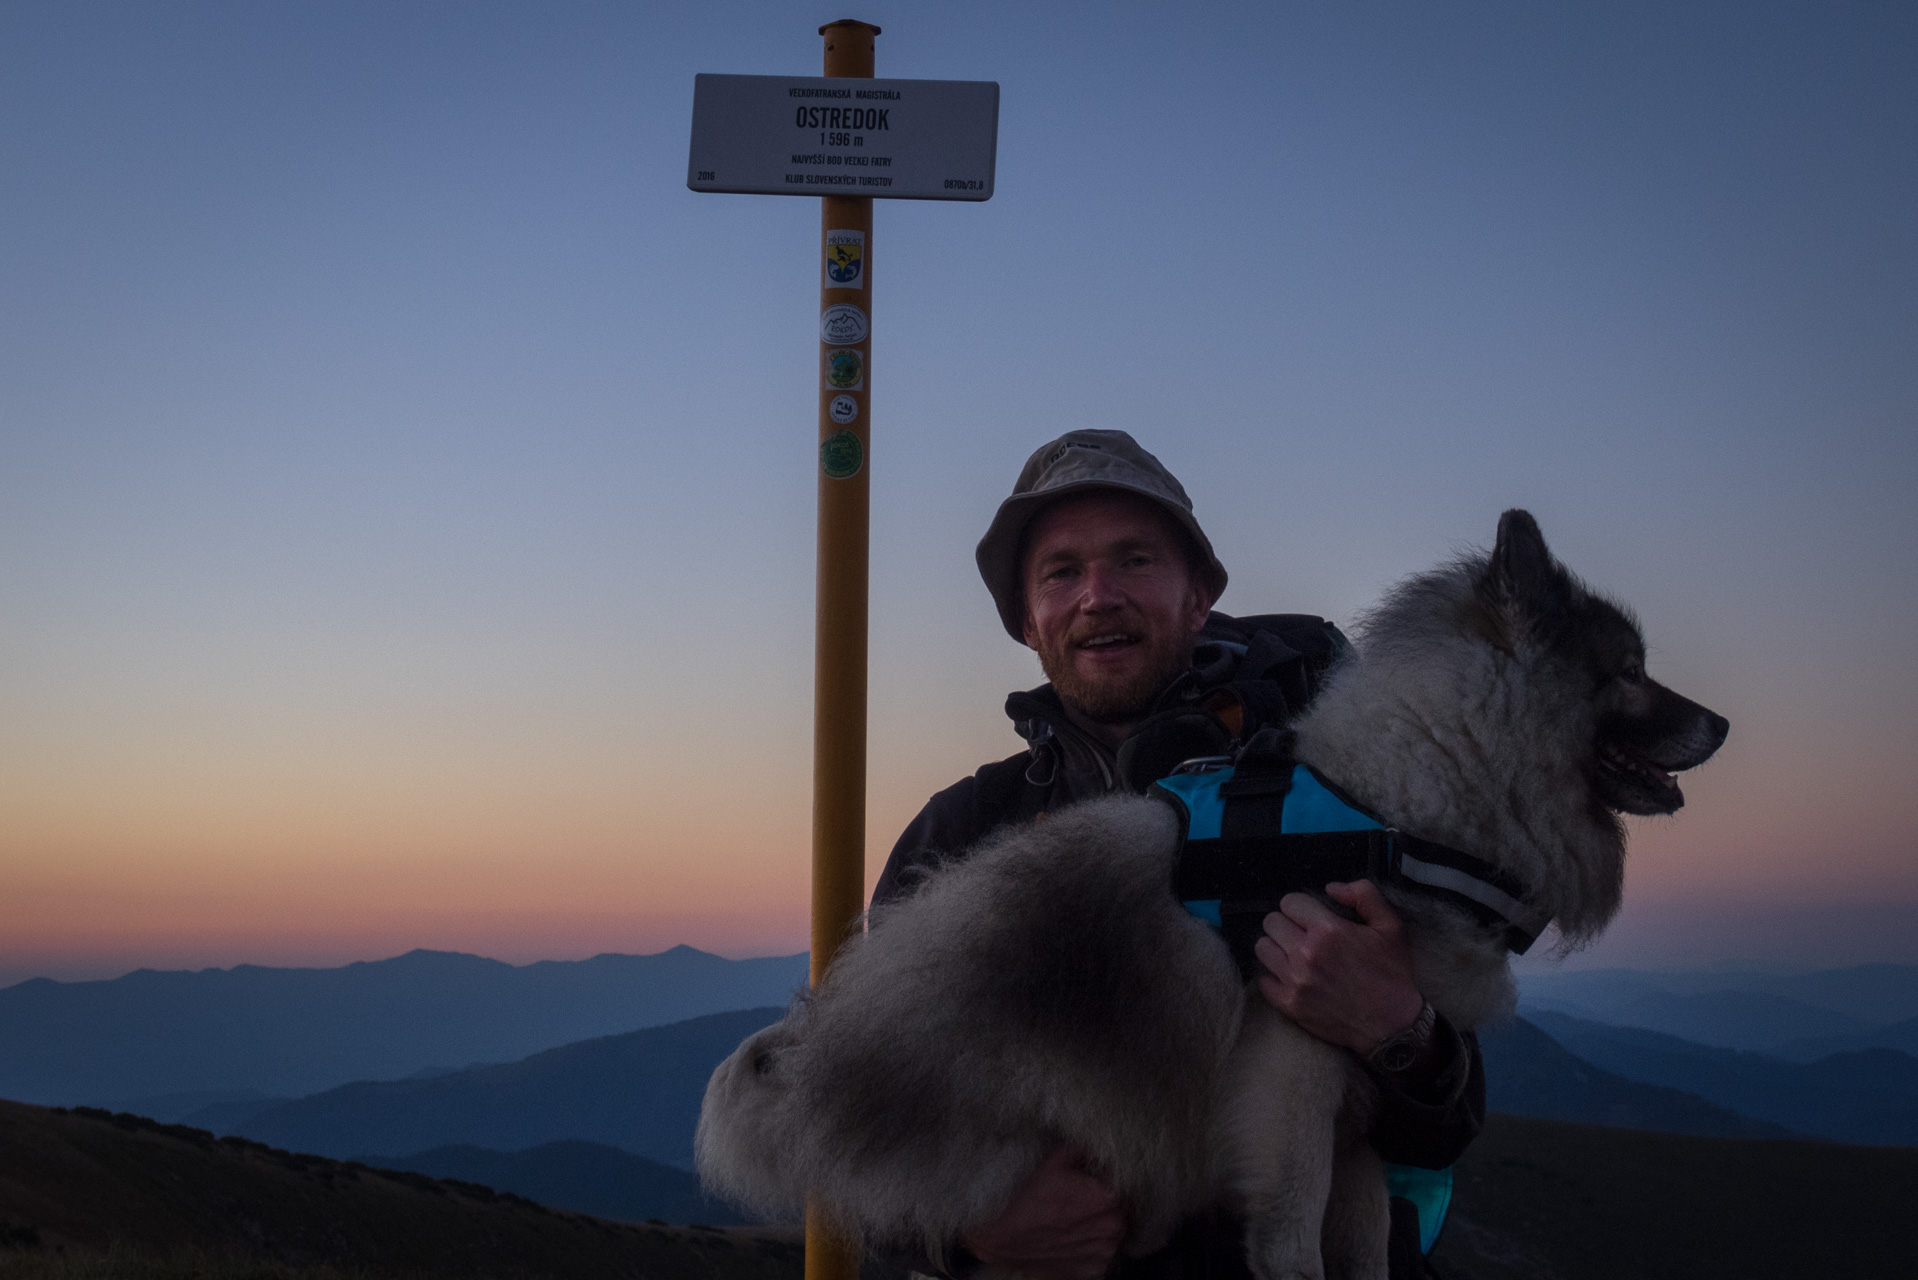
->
xmin=1200 ymin=612 xmax=1350 ymax=729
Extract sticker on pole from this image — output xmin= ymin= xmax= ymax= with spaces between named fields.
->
xmin=829 ymin=394 xmax=859 ymax=424
xmin=821 ymin=430 xmax=864 ymax=479
xmin=825 ymin=348 xmax=864 ymax=391
xmin=825 ymin=232 xmax=864 ymax=289
xmin=821 ymin=304 xmax=869 ymax=344
xmin=688 ymin=74 xmax=999 ymax=201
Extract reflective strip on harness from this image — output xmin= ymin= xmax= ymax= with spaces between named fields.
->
xmin=1398 ymin=850 xmax=1551 ymax=941
xmin=1161 ymin=764 xmax=1545 ymax=953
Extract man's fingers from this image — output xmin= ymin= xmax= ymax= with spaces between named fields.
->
xmin=1261 ymin=908 xmax=1306 ymax=951
xmin=1254 ymin=933 xmax=1292 ymax=978
xmin=962 ymin=1144 xmax=1125 ymax=1280
xmin=1277 ymin=890 xmax=1339 ymax=928
xmin=1256 ymin=970 xmax=1290 ymax=1012
xmin=1325 ymin=879 xmax=1400 ymax=930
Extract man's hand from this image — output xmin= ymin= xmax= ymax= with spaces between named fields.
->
xmin=960 ymin=1146 xmax=1124 ymax=1280
xmin=1253 ymin=880 xmax=1425 ymax=1054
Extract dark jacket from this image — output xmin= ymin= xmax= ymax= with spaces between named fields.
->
xmin=872 ymin=613 xmax=1482 ymax=1280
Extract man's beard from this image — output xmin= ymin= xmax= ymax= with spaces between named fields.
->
xmin=1035 ymin=626 xmax=1194 ymax=727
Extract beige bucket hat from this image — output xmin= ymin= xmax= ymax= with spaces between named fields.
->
xmin=975 ymin=429 xmax=1229 ymax=642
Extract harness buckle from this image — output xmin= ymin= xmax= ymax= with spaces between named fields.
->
xmin=1168 ymin=755 xmax=1233 ymax=776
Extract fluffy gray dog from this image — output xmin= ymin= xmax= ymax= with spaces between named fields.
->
xmin=696 ymin=511 xmax=1728 ymax=1280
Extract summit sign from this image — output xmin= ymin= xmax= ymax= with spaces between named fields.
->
xmin=687 ymin=74 xmax=999 ymax=201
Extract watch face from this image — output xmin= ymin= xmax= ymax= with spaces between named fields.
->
xmin=1375 ymin=1041 xmax=1419 ymax=1073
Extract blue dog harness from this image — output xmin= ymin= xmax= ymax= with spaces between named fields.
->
xmin=1150 ymin=734 xmax=1547 ymax=1257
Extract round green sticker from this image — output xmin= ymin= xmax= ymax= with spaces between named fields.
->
xmin=820 ymin=430 xmax=864 ymax=480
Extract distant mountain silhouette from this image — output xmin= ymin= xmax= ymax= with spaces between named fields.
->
xmin=1529 ymin=1009 xmax=1918 ymax=1144
xmin=361 ymin=1140 xmax=747 ymax=1225
xmin=231 ymin=1007 xmax=783 ymax=1164
xmin=1525 ymin=987 xmax=1871 ymax=1051
xmin=0 ymin=945 xmax=806 ymax=1104
xmin=1777 ymin=1011 xmax=1918 ymax=1062
xmin=101 ymin=1088 xmax=283 ymax=1125
xmin=1517 ymin=964 xmax=1918 ymax=1052
xmin=1478 ymin=1016 xmax=1792 ymax=1137
xmin=0 ymin=1098 xmax=796 ymax=1279
xmin=216 ymin=1004 xmax=1783 ymax=1179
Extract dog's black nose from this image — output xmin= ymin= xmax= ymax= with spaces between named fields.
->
xmin=1705 ymin=711 xmax=1730 ymax=752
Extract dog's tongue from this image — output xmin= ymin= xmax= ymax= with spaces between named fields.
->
xmin=1606 ymin=743 xmax=1675 ymax=787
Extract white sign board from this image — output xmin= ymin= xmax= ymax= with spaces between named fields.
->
xmin=687 ymin=74 xmax=999 ymax=201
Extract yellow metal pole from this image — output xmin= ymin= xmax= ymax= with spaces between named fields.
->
xmin=808 ymin=17 xmax=879 ymax=1280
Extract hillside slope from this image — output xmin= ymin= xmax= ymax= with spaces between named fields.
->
xmin=4 ymin=1096 xmax=1912 ymax=1280
xmin=360 ymin=1140 xmax=744 ymax=1226
xmin=1435 ymin=1113 xmax=1918 ymax=1279
xmin=0 ymin=1099 xmax=794 ymax=1280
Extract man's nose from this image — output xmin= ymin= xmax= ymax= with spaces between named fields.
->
xmin=1077 ymin=562 xmax=1125 ymax=610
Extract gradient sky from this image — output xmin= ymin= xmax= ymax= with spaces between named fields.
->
xmin=3 ymin=1 xmax=1914 ymax=986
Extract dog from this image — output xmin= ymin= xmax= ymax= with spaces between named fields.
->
xmin=695 ymin=510 xmax=1728 ymax=1279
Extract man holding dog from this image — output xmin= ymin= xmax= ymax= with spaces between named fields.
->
xmin=875 ymin=430 xmax=1482 ymax=1280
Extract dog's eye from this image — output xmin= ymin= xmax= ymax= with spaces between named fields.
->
xmin=1618 ymin=662 xmax=1644 ymax=683
xmin=752 ymin=1051 xmax=776 ymax=1076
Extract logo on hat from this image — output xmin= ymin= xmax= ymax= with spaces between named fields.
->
xmin=1047 ymin=439 xmax=1105 ymax=467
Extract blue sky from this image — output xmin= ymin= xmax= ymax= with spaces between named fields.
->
xmin=2 ymin=1 xmax=1914 ymax=983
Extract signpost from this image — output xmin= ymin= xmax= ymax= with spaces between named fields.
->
xmin=688 ymin=21 xmax=998 ymax=1280
xmin=688 ymin=74 xmax=999 ymax=200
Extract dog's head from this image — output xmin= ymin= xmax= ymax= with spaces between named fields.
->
xmin=1473 ymin=509 xmax=1729 ymax=817
xmin=1301 ymin=509 xmax=1730 ymax=945
xmin=693 ymin=1012 xmax=811 ymax=1220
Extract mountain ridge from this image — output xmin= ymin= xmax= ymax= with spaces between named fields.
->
xmin=0 ymin=946 xmax=807 ymax=1103
xmin=1477 ymin=1016 xmax=1794 ymax=1138
xmin=231 ymin=1007 xmax=787 ymax=1164
xmin=1516 ymin=963 xmax=1918 ymax=1054
xmin=1528 ymin=1009 xmax=1918 ymax=1144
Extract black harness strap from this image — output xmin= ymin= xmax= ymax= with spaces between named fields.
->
xmin=1176 ymin=828 xmax=1545 ymax=971
xmin=1158 ymin=728 xmax=1549 ymax=978
xmin=1216 ymin=726 xmax=1295 ymax=839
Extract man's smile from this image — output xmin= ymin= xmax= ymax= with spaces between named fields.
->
xmin=1076 ymin=631 xmax=1140 ymax=653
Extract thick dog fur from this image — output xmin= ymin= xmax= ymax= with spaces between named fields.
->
xmin=696 ymin=511 xmax=1728 ymax=1280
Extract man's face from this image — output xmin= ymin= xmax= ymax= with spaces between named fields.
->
xmin=1020 ymin=490 xmax=1214 ymax=726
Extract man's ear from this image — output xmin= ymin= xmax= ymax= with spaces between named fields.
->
xmin=1020 ymin=583 xmax=1041 ymax=650
xmin=1185 ymin=582 xmax=1216 ymax=635
xmin=1477 ymin=508 xmax=1565 ymax=620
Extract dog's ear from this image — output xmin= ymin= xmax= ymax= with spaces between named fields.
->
xmin=1479 ymin=509 xmax=1566 ymax=625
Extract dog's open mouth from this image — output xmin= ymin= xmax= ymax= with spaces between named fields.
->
xmin=1594 ymin=742 xmax=1685 ymax=815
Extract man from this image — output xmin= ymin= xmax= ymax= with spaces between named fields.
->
xmin=874 ymin=431 xmax=1483 ymax=1280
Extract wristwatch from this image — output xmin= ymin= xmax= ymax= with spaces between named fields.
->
xmin=1367 ymin=999 xmax=1436 ymax=1075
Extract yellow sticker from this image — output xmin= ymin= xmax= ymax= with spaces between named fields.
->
xmin=824 ymin=230 xmax=864 ymax=289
